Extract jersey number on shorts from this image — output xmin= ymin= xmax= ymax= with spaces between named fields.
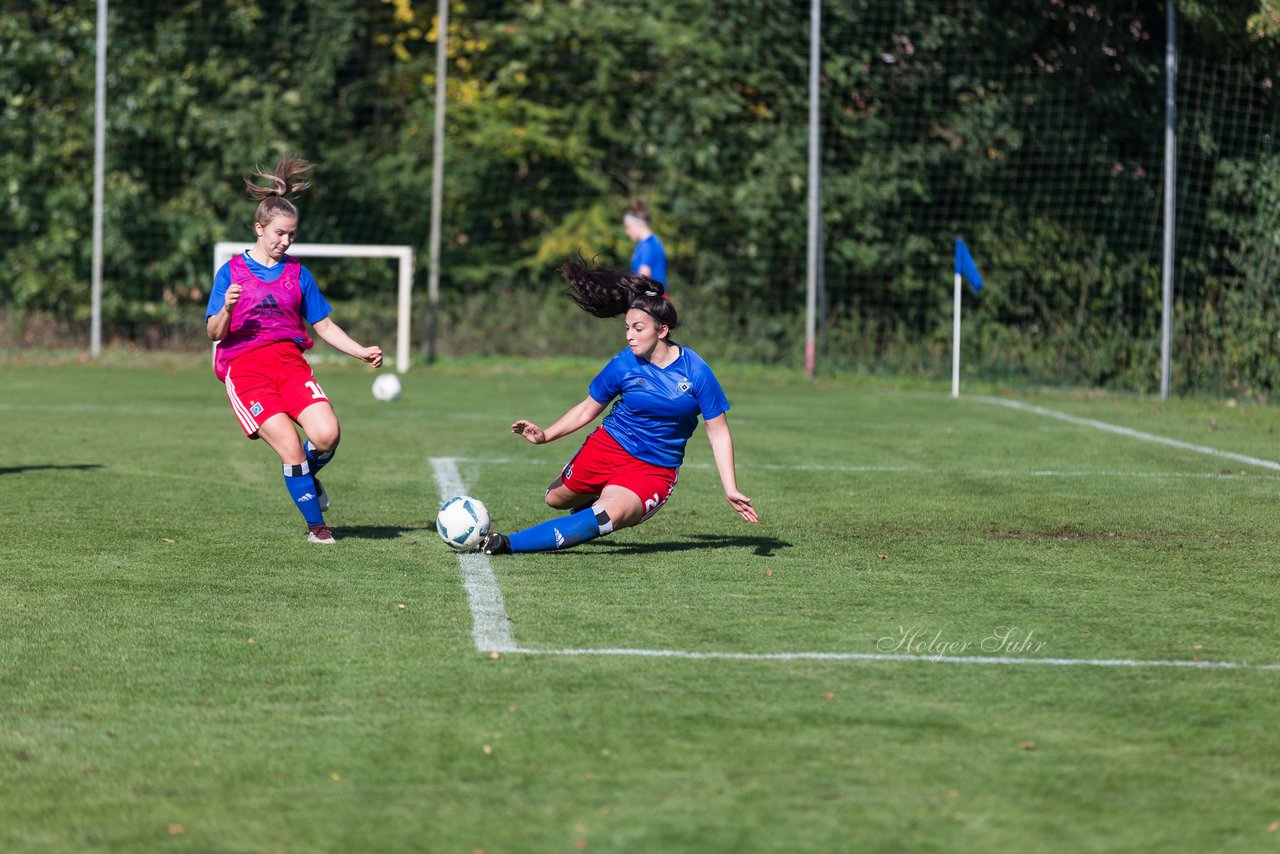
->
xmin=305 ymin=381 xmax=327 ymax=400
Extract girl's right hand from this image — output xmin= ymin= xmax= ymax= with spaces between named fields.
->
xmin=224 ymin=283 xmax=242 ymax=308
xmin=512 ymin=420 xmax=546 ymax=444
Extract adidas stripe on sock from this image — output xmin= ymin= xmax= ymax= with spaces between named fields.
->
xmin=283 ymin=460 xmax=324 ymax=526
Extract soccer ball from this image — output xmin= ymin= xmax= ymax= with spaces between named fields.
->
xmin=372 ymin=373 xmax=402 ymax=402
xmin=436 ymin=495 xmax=490 ymax=551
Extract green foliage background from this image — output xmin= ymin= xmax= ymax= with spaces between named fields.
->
xmin=3 ymin=1 xmax=1280 ymax=393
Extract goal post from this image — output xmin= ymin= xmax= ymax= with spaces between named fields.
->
xmin=213 ymin=242 xmax=415 ymax=374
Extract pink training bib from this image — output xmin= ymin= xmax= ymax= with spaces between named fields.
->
xmin=213 ymin=254 xmax=313 ymax=381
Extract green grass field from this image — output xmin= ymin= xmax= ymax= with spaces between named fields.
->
xmin=3 ymin=355 xmax=1280 ymax=852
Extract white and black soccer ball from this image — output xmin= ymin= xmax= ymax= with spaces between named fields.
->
xmin=372 ymin=373 xmax=402 ymax=402
xmin=436 ymin=495 xmax=490 ymax=551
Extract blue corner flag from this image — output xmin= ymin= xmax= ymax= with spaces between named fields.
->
xmin=955 ymin=238 xmax=984 ymax=295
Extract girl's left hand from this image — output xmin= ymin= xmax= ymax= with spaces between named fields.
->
xmin=725 ymin=490 xmax=758 ymax=524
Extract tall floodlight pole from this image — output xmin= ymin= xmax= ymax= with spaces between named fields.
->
xmin=91 ymin=0 xmax=108 ymax=358
xmin=1160 ymin=0 xmax=1176 ymax=399
xmin=426 ymin=0 xmax=449 ymax=364
xmin=804 ymin=0 xmax=821 ymax=378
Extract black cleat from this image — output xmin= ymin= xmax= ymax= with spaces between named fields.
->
xmin=480 ymin=531 xmax=511 ymax=555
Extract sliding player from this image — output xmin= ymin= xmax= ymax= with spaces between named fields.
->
xmin=479 ymin=254 xmax=756 ymax=555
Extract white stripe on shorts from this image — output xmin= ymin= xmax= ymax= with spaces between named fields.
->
xmin=224 ymin=369 xmax=260 ymax=435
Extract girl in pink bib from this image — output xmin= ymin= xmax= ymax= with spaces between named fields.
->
xmin=206 ymin=155 xmax=383 ymax=544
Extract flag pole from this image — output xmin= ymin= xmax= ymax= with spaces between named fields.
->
xmin=951 ymin=270 xmax=962 ymax=399
xmin=952 ymin=237 xmax=984 ymax=399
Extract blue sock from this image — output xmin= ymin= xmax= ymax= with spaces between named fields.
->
xmin=508 ymin=506 xmax=608 ymax=553
xmin=304 ymin=440 xmax=335 ymax=473
xmin=283 ymin=462 xmax=324 ymax=526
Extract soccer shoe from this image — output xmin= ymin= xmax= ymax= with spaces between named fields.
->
xmin=315 ymin=477 xmax=329 ymax=512
xmin=480 ymin=531 xmax=511 ymax=555
xmin=307 ymin=524 xmax=337 ymax=544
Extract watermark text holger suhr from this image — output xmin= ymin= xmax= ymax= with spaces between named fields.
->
xmin=877 ymin=626 xmax=1047 ymax=661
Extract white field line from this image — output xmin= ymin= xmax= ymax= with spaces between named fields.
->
xmin=974 ymin=396 xmax=1280 ymax=472
xmin=499 ymin=648 xmax=1280 ymax=669
xmin=443 ymin=456 xmax=1277 ymax=481
xmin=431 ymin=457 xmax=518 ymax=653
xmin=0 ymin=402 xmax=228 ymax=416
xmin=430 ymin=456 xmax=1280 ymax=671
xmin=7 ymin=396 xmax=1277 ymax=474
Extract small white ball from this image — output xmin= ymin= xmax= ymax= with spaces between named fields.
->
xmin=372 ymin=373 xmax=402 ymax=402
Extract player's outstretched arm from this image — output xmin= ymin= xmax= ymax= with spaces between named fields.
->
xmin=311 ymin=317 xmax=383 ymax=367
xmin=704 ymin=413 xmax=758 ymax=524
xmin=512 ymin=396 xmax=605 ymax=445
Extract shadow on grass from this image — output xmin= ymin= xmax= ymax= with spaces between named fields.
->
xmin=0 ymin=463 xmax=104 ymax=475
xmin=339 ymin=524 xmax=436 ymax=541
xmin=578 ymin=533 xmax=792 ymax=558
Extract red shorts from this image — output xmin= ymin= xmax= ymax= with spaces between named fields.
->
xmin=223 ymin=341 xmax=330 ymax=438
xmin=559 ymin=428 xmax=678 ymax=521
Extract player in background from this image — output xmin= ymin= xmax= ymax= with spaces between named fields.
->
xmin=479 ymin=254 xmax=756 ymax=555
xmin=206 ymin=155 xmax=382 ymax=544
xmin=623 ymin=201 xmax=668 ymax=291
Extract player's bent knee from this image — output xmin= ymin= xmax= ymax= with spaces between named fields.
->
xmin=544 ymin=482 xmax=594 ymax=511
xmin=544 ymin=491 xmax=574 ymax=510
xmin=307 ymin=431 xmax=340 ymax=455
xmin=594 ymin=501 xmax=641 ymax=531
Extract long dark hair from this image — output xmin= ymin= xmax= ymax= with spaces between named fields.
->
xmin=559 ymin=252 xmax=679 ymax=332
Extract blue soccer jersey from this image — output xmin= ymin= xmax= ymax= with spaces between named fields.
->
xmin=588 ymin=344 xmax=729 ymax=468
xmin=630 ymin=234 xmax=668 ymax=286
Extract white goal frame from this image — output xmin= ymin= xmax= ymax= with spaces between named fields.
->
xmin=213 ymin=242 xmax=415 ymax=374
